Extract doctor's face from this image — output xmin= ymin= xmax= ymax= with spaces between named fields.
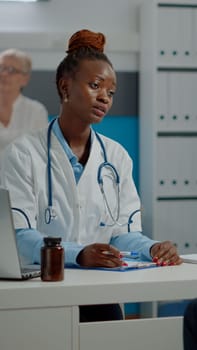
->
xmin=63 ymin=59 xmax=116 ymax=125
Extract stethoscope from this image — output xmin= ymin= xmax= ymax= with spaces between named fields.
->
xmin=45 ymin=118 xmax=140 ymax=232
xmin=45 ymin=118 xmax=57 ymax=225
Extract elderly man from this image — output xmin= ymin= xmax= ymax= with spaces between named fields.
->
xmin=0 ymin=49 xmax=48 ymax=181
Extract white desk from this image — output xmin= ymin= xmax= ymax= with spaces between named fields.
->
xmin=0 ymin=263 xmax=196 ymax=350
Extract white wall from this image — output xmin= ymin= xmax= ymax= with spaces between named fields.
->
xmin=0 ymin=0 xmax=144 ymax=71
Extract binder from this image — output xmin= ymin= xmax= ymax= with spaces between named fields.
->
xmin=158 ymin=7 xmax=193 ymax=65
xmin=157 ymin=72 xmax=168 ymax=131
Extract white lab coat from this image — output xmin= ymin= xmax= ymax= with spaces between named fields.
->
xmin=2 ymin=127 xmax=142 ymax=245
xmin=0 ymin=94 xmax=48 ymax=182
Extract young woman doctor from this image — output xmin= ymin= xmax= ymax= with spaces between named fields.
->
xmin=1 ymin=29 xmax=182 ymax=321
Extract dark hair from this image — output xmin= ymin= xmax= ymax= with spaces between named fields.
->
xmin=56 ymin=29 xmax=113 ymax=100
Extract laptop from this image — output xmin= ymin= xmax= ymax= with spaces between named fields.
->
xmin=0 ymin=188 xmax=41 ymax=280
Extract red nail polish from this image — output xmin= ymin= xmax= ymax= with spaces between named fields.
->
xmin=122 ymin=262 xmax=128 ymax=266
xmin=153 ymin=257 xmax=158 ymax=262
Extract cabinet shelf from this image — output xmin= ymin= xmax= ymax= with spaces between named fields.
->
xmin=157 ymin=196 xmax=197 ymax=200
xmin=158 ymin=3 xmax=197 ymax=8
xmin=157 ymin=132 xmax=197 ymax=136
xmin=158 ymin=67 xmax=197 ymax=71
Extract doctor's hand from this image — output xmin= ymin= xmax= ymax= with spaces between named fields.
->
xmin=150 ymin=241 xmax=183 ymax=266
xmin=76 ymin=243 xmax=124 ymax=268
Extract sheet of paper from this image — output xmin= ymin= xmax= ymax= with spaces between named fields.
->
xmin=101 ymin=260 xmax=157 ymax=271
xmin=180 ymin=254 xmax=197 ymax=264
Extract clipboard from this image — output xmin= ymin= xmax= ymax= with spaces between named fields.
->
xmin=70 ymin=259 xmax=157 ymax=272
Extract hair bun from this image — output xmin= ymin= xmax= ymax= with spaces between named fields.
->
xmin=67 ymin=29 xmax=106 ymax=54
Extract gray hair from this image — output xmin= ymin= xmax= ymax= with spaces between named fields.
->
xmin=0 ymin=49 xmax=32 ymax=74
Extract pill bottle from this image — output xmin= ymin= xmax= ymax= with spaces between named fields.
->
xmin=41 ymin=236 xmax=64 ymax=281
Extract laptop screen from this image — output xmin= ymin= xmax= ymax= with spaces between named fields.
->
xmin=0 ymin=188 xmax=40 ymax=279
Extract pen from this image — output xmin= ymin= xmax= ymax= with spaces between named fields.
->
xmin=120 ymin=251 xmax=139 ymax=259
xmin=102 ymin=250 xmax=139 ymax=259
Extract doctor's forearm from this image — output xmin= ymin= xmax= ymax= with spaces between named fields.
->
xmin=16 ymin=229 xmax=85 ymax=266
xmin=16 ymin=228 xmax=44 ymax=264
xmin=61 ymin=242 xmax=85 ymax=266
xmin=110 ymin=232 xmax=159 ymax=261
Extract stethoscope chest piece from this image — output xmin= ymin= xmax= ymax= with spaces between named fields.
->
xmin=45 ymin=206 xmax=57 ymax=225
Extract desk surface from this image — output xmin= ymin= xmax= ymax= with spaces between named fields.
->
xmin=0 ymin=263 xmax=196 ymax=309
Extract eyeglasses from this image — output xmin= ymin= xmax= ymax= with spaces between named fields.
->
xmin=0 ymin=65 xmax=28 ymax=75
